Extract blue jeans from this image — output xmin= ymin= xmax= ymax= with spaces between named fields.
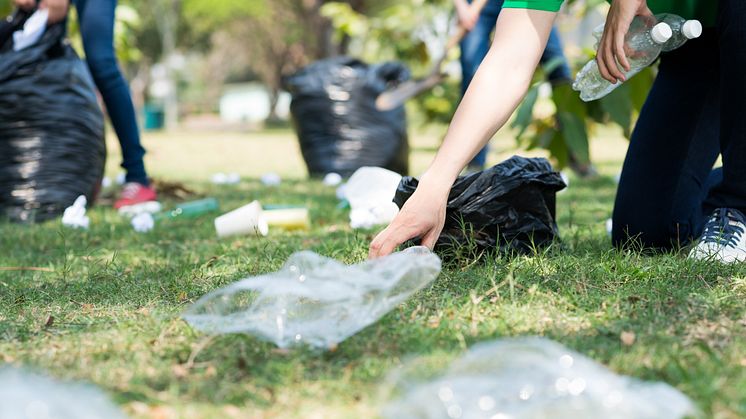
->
xmin=612 ymin=0 xmax=746 ymax=250
xmin=460 ymin=0 xmax=572 ymax=168
xmin=74 ymin=0 xmax=148 ymax=185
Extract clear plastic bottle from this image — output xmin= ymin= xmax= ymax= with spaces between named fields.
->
xmin=656 ymin=13 xmax=702 ymax=52
xmin=573 ymin=19 xmax=672 ymax=102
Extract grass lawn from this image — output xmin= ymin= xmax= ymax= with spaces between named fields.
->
xmin=1 ymin=128 xmax=745 ymax=418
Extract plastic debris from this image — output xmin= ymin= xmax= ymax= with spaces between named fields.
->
xmin=159 ymin=198 xmax=219 ymax=220
xmin=116 ymin=173 xmax=126 ymax=185
xmin=345 ymin=167 xmax=403 ymax=229
xmin=260 ymin=173 xmax=282 ymax=187
xmin=559 ymin=171 xmax=570 ymax=193
xmin=283 ymin=57 xmax=410 ymax=177
xmin=214 ymin=200 xmax=268 ymax=238
xmin=131 ymin=212 xmax=155 ymax=233
xmin=0 ymin=367 xmax=127 ymax=419
xmin=61 ymin=195 xmax=89 ymax=230
xmin=394 ymin=156 xmax=566 ymax=254
xmin=606 ymin=218 xmax=613 ymax=238
xmin=264 ymin=207 xmax=310 ymax=231
xmin=336 ymin=183 xmax=348 ymax=201
xmin=101 ymin=176 xmax=112 ymax=189
xmin=211 ymin=172 xmax=241 ymax=185
xmin=323 ymin=172 xmax=343 ymax=187
xmin=383 ymin=337 xmax=699 ymax=419
xmin=118 ymin=201 xmax=162 ymax=217
xmin=183 ymin=246 xmax=441 ymax=349
xmin=12 ymin=8 xmax=47 ymax=51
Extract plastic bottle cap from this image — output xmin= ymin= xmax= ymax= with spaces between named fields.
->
xmin=651 ymin=22 xmax=673 ymax=44
xmin=682 ymin=20 xmax=703 ymax=39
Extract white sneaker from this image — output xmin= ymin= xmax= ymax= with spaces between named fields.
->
xmin=689 ymin=208 xmax=746 ymax=263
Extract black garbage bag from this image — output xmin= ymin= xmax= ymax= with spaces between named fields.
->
xmin=283 ymin=56 xmax=410 ymax=177
xmin=393 ymin=156 xmax=567 ymax=254
xmin=0 ymin=19 xmax=106 ymax=223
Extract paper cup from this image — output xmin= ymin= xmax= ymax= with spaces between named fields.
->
xmin=214 ymin=201 xmax=268 ymax=238
xmin=263 ymin=208 xmax=310 ymax=231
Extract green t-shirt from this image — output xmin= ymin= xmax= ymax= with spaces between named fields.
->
xmin=502 ymin=0 xmax=716 ymax=27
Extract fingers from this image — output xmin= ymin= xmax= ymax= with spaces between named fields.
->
xmin=614 ymin=32 xmax=630 ymax=73
xmin=369 ymin=226 xmax=406 ymax=259
xmin=596 ymin=36 xmax=616 ymax=84
xmin=14 ymin=0 xmax=35 ymax=10
xmin=420 ymin=226 xmax=442 ymax=250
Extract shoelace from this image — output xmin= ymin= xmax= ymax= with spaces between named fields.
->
xmin=702 ymin=208 xmax=746 ymax=247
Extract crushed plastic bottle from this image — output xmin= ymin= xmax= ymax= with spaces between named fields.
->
xmin=383 ymin=337 xmax=699 ymax=419
xmin=574 ymin=18 xmax=672 ymax=102
xmin=183 ymin=246 xmax=442 ymax=349
xmin=61 ymin=195 xmax=89 ymax=229
xmin=344 ymin=166 xmax=402 ymax=229
xmin=0 ymin=367 xmax=127 ymax=419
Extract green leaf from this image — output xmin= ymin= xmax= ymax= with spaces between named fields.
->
xmin=547 ymin=129 xmax=570 ymax=169
xmin=511 ymin=85 xmax=540 ymax=139
xmin=557 ymin=112 xmax=590 ymax=164
xmin=600 ymin=84 xmax=633 ymax=137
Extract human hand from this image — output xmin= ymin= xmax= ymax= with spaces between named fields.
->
xmin=13 ymin=0 xmax=36 ymax=10
xmin=596 ymin=0 xmax=652 ymax=83
xmin=40 ymin=0 xmax=70 ymax=24
xmin=369 ymin=176 xmax=449 ymax=259
xmin=456 ymin=3 xmax=480 ymax=31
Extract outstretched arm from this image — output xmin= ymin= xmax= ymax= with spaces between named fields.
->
xmin=369 ymin=8 xmax=556 ymax=258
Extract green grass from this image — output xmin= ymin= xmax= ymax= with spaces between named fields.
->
xmin=1 ymin=130 xmax=745 ymax=418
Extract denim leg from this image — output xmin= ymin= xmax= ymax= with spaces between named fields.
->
xmin=540 ymin=27 xmax=572 ymax=83
xmin=612 ymin=32 xmax=721 ymax=250
xmin=75 ymin=0 xmax=149 ymax=185
xmin=460 ymin=1 xmax=501 ymax=168
xmin=704 ymin=0 xmax=746 ymax=214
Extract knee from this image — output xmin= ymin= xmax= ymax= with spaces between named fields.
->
xmin=85 ymin=51 xmax=120 ymax=86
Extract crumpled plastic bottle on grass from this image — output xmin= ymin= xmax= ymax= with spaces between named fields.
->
xmin=0 ymin=367 xmax=127 ymax=419
xmin=61 ymin=195 xmax=89 ymax=230
xmin=382 ymin=337 xmax=699 ymax=419
xmin=183 ymin=246 xmax=441 ymax=349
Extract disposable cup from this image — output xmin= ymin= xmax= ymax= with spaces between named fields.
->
xmin=214 ymin=201 xmax=268 ymax=238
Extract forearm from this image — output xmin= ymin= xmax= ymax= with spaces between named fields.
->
xmin=421 ymin=9 xmax=556 ymax=188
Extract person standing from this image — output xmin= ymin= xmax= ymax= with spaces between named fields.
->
xmin=14 ymin=0 xmax=158 ymax=210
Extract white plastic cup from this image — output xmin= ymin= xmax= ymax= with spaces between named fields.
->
xmin=214 ymin=201 xmax=268 ymax=238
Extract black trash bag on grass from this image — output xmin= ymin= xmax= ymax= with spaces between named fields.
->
xmin=393 ymin=156 xmax=566 ymax=254
xmin=283 ymin=56 xmax=410 ymax=177
xmin=0 ymin=20 xmax=106 ymax=223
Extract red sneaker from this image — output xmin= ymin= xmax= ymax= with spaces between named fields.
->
xmin=114 ymin=182 xmax=158 ymax=210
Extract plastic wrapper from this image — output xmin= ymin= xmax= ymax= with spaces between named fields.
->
xmin=283 ymin=57 xmax=410 ymax=177
xmin=394 ymin=156 xmax=566 ymax=253
xmin=383 ymin=337 xmax=699 ymax=419
xmin=0 ymin=367 xmax=127 ymax=419
xmin=344 ymin=166 xmax=402 ymax=229
xmin=0 ymin=20 xmax=106 ymax=223
xmin=183 ymin=246 xmax=441 ymax=349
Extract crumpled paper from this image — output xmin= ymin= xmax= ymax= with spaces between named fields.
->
xmin=383 ymin=337 xmax=699 ymax=419
xmin=131 ymin=212 xmax=155 ymax=233
xmin=183 ymin=246 xmax=441 ymax=349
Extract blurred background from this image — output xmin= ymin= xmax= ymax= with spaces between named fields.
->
xmin=0 ymin=0 xmax=651 ymax=180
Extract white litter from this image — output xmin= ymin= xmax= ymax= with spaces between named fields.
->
xmin=336 ymin=183 xmax=348 ymax=201
xmin=260 ymin=173 xmax=282 ymax=186
xmin=383 ymin=337 xmax=699 ymax=419
xmin=606 ymin=218 xmax=613 ymax=237
xmin=559 ymin=171 xmax=570 ymax=193
xmin=0 ymin=367 xmax=127 ymax=419
xmin=344 ymin=167 xmax=402 ymax=229
xmin=61 ymin=195 xmax=90 ymax=230
xmin=211 ymin=172 xmax=241 ymax=185
xmin=323 ymin=172 xmax=343 ymax=187
xmin=115 ymin=173 xmax=126 ymax=185
xmin=117 ymin=201 xmax=162 ymax=217
xmin=12 ymin=9 xmax=48 ymax=51
xmin=101 ymin=176 xmax=112 ymax=189
xmin=183 ymin=246 xmax=441 ymax=349
xmin=131 ymin=212 xmax=155 ymax=233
